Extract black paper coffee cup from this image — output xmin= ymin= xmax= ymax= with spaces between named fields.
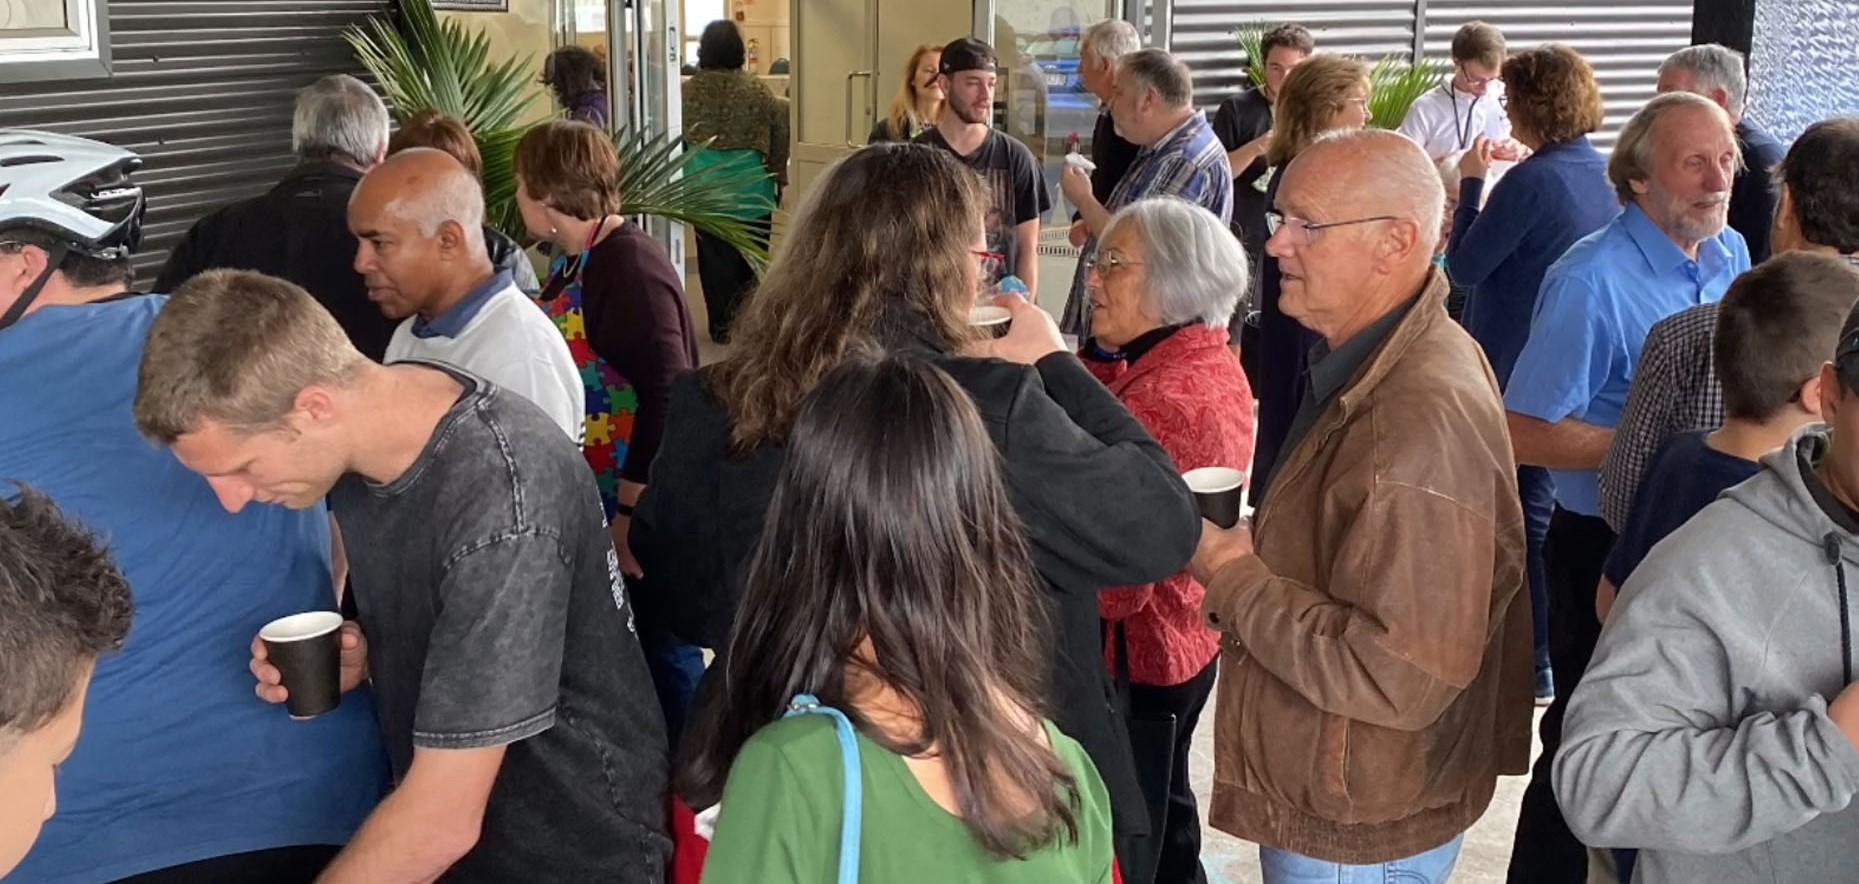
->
xmin=970 ymin=305 xmax=1012 ymax=339
xmin=259 ymin=611 xmax=344 ymax=719
xmin=1183 ymin=467 xmax=1246 ymax=529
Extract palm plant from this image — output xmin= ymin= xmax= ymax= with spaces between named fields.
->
xmin=1232 ymin=24 xmax=1446 ymax=130
xmin=346 ymin=0 xmax=771 ymax=266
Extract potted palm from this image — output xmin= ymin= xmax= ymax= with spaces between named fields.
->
xmin=1233 ymin=25 xmax=1445 ymax=129
xmin=347 ymin=0 xmax=771 ymax=266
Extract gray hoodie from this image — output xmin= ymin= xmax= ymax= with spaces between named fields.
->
xmin=1554 ymin=427 xmax=1859 ymax=883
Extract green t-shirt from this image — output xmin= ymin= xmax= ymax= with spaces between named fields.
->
xmin=703 ymin=715 xmax=1115 ymax=883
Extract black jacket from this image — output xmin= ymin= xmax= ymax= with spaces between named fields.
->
xmin=155 ymin=163 xmax=539 ymax=362
xmin=631 ymin=343 xmax=1201 ymax=840
xmin=155 ymin=163 xmax=394 ymax=360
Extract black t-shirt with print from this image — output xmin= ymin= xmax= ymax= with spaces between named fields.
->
xmin=329 ymin=366 xmax=671 ymax=882
xmin=916 ymin=127 xmax=1052 ymax=285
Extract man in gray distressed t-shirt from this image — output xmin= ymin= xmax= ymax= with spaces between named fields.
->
xmin=134 ymin=269 xmax=670 ymax=883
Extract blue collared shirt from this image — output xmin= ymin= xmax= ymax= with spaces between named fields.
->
xmin=1505 ymin=203 xmax=1750 ymax=517
xmin=410 ymin=269 xmax=513 ymax=339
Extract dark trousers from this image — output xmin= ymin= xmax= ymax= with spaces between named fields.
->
xmin=638 ymin=618 xmax=705 ymax=749
xmin=1519 ymin=467 xmax=1556 ymax=682
xmin=1127 ymin=659 xmax=1217 ymax=884
xmin=1506 ymin=507 xmax=1614 ymax=884
xmin=113 ymin=845 xmax=339 ymax=884
xmin=693 ymin=214 xmax=771 ymax=344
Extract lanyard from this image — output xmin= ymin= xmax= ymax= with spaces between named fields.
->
xmin=1446 ymin=85 xmax=1479 ymax=151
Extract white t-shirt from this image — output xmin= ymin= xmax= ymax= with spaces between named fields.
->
xmin=1398 ymin=81 xmax=1512 ymax=161
xmin=385 ymin=279 xmax=584 ymax=443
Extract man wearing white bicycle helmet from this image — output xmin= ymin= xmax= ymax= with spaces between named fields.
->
xmin=0 ymin=129 xmax=389 ymax=883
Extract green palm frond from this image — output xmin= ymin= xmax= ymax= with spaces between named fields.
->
xmin=346 ymin=0 xmax=772 ymax=269
xmin=1235 ymin=24 xmax=1267 ymax=91
xmin=1368 ymin=56 xmax=1447 ymax=130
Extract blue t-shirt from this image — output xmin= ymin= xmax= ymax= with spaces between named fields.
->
xmin=1505 ymin=204 xmax=1750 ymax=517
xmin=1602 ymin=431 xmax=1762 ymax=589
xmin=0 ymin=296 xmax=388 ymax=883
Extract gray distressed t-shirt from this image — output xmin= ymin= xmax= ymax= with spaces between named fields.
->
xmin=330 ymin=367 xmax=670 ymax=882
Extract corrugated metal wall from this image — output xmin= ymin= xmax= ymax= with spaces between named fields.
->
xmin=0 ymin=0 xmax=388 ymax=283
xmin=1172 ymin=0 xmax=1693 ymax=149
xmin=1424 ymin=1 xmax=1694 ymax=149
xmin=1173 ymin=0 xmax=1416 ymax=103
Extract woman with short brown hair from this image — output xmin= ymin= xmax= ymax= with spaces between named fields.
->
xmin=514 ymin=119 xmax=704 ymax=735
xmin=1444 ymin=43 xmax=1619 ymax=709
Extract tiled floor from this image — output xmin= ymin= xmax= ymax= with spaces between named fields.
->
xmin=685 ymin=252 xmax=1539 ymax=883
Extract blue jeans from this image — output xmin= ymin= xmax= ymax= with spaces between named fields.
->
xmin=1259 ymin=835 xmax=1464 ymax=884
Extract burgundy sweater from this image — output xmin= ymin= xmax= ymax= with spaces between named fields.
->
xmin=582 ymin=223 xmax=700 ymax=484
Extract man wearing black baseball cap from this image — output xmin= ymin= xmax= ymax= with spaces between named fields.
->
xmin=1551 ymin=254 xmax=1859 ymax=884
xmin=915 ymin=37 xmax=1051 ymax=298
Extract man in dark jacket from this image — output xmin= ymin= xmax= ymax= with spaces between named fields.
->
xmin=632 ymin=294 xmax=1200 ymax=883
xmin=155 ymin=74 xmax=395 ymax=359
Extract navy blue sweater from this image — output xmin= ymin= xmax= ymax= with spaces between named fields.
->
xmin=1448 ymin=136 xmax=1619 ymax=388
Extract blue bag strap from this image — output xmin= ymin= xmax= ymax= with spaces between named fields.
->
xmin=784 ymin=692 xmax=861 ymax=884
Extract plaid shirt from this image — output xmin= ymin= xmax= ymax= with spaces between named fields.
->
xmin=1061 ymin=111 xmax=1233 ymax=336
xmin=1598 ymin=252 xmax=1859 ymax=530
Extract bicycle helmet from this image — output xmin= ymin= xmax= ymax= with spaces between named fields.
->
xmin=0 ymin=129 xmax=145 ymax=329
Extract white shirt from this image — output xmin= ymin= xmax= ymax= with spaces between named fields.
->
xmin=385 ymin=278 xmax=585 ymax=443
xmin=1398 ymin=81 xmax=1512 ymax=161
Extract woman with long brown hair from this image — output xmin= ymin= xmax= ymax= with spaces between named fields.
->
xmin=687 ymin=353 xmax=1113 ymax=880
xmin=630 ymin=142 xmax=1199 ymax=877
xmin=1250 ymin=54 xmax=1371 ymax=507
xmin=868 ymin=43 xmax=944 ymax=143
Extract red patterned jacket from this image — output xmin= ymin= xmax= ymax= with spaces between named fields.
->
xmin=1084 ymin=324 xmax=1257 ymax=686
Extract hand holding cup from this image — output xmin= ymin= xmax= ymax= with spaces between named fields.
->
xmin=251 ymin=614 xmax=369 ymax=717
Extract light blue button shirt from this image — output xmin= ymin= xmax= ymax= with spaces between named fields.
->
xmin=1505 ymin=203 xmax=1751 ymax=518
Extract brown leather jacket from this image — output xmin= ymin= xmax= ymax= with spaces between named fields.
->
xmin=1202 ymin=272 xmax=1532 ymax=863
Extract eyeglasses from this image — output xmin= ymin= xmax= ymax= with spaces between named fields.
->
xmin=1457 ymin=66 xmax=1501 ymax=89
xmin=1264 ymin=212 xmax=1399 ymax=244
xmin=1498 ymin=93 xmax=1510 ymax=109
xmin=1084 ymin=252 xmax=1144 ymax=277
xmin=972 ymin=248 xmax=1004 ymax=270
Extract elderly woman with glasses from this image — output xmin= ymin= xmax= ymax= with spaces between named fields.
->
xmin=1079 ymin=196 xmax=1255 ymax=884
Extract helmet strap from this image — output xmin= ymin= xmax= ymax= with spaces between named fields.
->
xmin=0 ymin=240 xmax=69 ymax=332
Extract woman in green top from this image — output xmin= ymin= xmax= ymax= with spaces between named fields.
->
xmin=680 ymin=354 xmax=1116 ymax=883
xmin=681 ymin=19 xmax=788 ymax=344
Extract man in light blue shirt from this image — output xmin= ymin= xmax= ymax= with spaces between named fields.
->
xmin=1502 ymin=92 xmax=1750 ymax=884
xmin=0 ymin=131 xmax=387 ymax=884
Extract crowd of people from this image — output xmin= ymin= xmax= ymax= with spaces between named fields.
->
xmin=3 ymin=11 xmax=1859 ymax=884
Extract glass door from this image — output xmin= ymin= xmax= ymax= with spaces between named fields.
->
xmin=985 ymin=0 xmax=1121 ymax=228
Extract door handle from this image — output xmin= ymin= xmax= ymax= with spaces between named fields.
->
xmin=844 ymin=70 xmax=874 ymax=147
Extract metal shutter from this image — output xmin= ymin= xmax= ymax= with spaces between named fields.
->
xmin=1423 ymin=1 xmax=1695 ymax=149
xmin=0 ymin=0 xmax=388 ymax=284
xmin=1173 ymin=1 xmax=1418 ymax=107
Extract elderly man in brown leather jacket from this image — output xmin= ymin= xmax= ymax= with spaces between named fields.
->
xmin=1189 ymin=128 xmax=1533 ymax=882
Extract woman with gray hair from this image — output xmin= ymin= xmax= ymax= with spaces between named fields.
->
xmin=1079 ymin=196 xmax=1255 ymax=884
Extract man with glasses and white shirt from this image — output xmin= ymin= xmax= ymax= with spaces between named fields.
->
xmin=1399 ymin=22 xmax=1525 ymax=164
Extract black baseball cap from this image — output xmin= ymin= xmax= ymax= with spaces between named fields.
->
xmin=940 ymin=38 xmax=998 ymax=76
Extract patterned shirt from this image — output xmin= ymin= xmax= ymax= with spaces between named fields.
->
xmin=1598 ymin=252 xmax=1859 ymax=531
xmin=1061 ymin=111 xmax=1233 ymax=335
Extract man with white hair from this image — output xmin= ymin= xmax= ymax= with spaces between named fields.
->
xmin=1503 ymin=91 xmax=1750 ymax=884
xmin=1070 ymin=19 xmax=1143 ymax=248
xmin=156 ymin=75 xmax=401 ymax=359
xmin=350 ymin=149 xmax=582 ymax=441
xmin=1060 ymin=48 xmax=1232 ymax=337
xmin=1658 ymin=43 xmax=1786 ymax=262
xmin=1188 ymin=128 xmax=1532 ymax=883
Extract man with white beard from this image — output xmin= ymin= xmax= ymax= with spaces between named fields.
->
xmin=1502 ymin=90 xmax=1750 ymax=882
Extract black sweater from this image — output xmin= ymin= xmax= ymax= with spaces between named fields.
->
xmin=630 ymin=345 xmax=1200 ymax=839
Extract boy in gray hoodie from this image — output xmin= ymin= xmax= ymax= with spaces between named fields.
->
xmin=1555 ymin=261 xmax=1859 ymax=883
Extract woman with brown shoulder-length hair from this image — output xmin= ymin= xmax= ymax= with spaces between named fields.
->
xmin=686 ymin=352 xmax=1114 ymax=880
xmin=1250 ymin=54 xmax=1371 ymax=508
xmin=630 ymin=141 xmax=1200 ymax=877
